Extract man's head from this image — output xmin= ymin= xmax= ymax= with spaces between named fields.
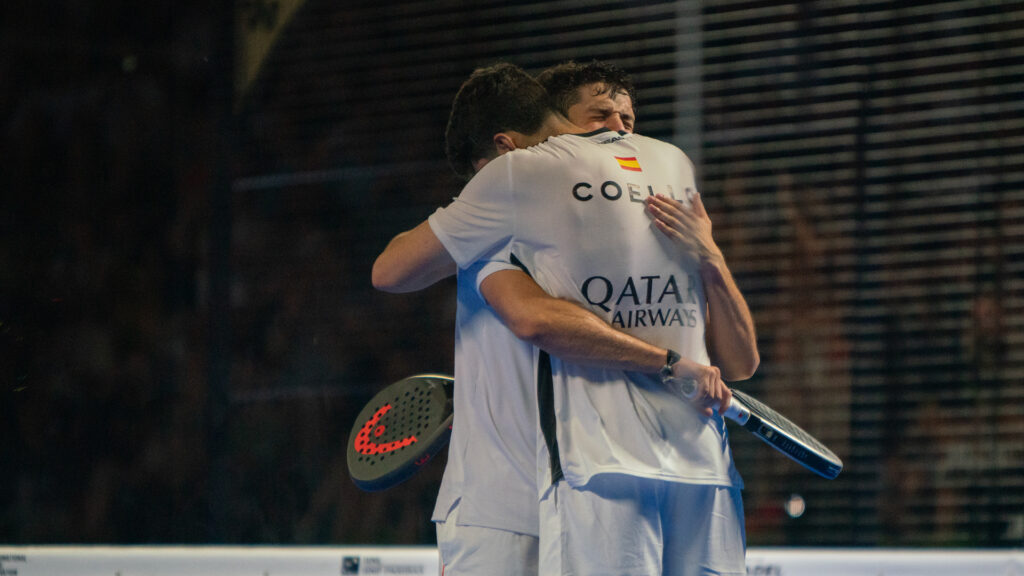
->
xmin=445 ymin=63 xmax=553 ymax=180
xmin=536 ymin=60 xmax=636 ymax=133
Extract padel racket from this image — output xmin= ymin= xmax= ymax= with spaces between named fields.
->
xmin=347 ymin=373 xmax=454 ymax=491
xmin=722 ymin=388 xmax=843 ymax=480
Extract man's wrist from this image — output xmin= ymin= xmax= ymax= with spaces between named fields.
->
xmin=699 ymin=245 xmax=726 ymax=265
xmin=660 ymin=348 xmax=698 ymax=399
xmin=699 ymin=252 xmax=728 ymax=285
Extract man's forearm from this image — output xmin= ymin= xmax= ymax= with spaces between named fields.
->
xmin=700 ymin=255 xmax=759 ymax=381
xmin=480 ymin=269 xmax=667 ymax=373
xmin=372 ymin=220 xmax=457 ymax=293
xmin=521 ymin=296 xmax=667 ymax=373
xmin=644 ymin=193 xmax=759 ymax=381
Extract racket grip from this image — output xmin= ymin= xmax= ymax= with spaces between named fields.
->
xmin=722 ymin=398 xmax=750 ymax=425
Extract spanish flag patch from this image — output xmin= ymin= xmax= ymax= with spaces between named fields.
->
xmin=615 ymin=156 xmax=642 ymax=172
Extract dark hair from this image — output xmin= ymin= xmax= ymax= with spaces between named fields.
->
xmin=536 ymin=60 xmax=637 ymax=120
xmin=444 ymin=63 xmax=551 ymax=180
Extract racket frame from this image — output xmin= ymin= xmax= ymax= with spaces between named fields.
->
xmin=723 ymin=389 xmax=842 ymax=480
xmin=346 ymin=373 xmax=454 ymax=491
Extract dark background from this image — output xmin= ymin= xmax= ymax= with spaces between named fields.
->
xmin=3 ymin=0 xmax=1022 ymax=546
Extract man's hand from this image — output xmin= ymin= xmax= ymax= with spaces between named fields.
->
xmin=666 ymin=357 xmax=732 ymax=417
xmin=645 ymin=193 xmax=723 ymax=263
xmin=646 ymin=192 xmax=760 ymax=382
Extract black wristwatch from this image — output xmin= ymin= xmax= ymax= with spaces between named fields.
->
xmin=660 ymin=349 xmax=681 ymax=383
xmin=660 ymin=348 xmax=697 ymax=399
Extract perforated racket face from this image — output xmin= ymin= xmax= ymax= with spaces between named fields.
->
xmin=347 ymin=374 xmax=454 ymax=491
xmin=731 ymin=388 xmax=843 ymax=479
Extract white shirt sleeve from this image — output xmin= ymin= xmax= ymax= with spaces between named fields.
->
xmin=427 ymin=157 xmax=516 ymax=269
xmin=467 ymin=250 xmax=520 ymax=300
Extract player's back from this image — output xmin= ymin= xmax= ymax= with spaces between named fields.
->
xmin=427 ymin=129 xmax=743 ymax=491
xmin=502 ymin=130 xmax=743 ymax=490
xmin=507 ymin=130 xmax=706 ymax=359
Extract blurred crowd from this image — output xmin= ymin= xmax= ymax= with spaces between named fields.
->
xmin=1 ymin=1 xmax=451 ymax=543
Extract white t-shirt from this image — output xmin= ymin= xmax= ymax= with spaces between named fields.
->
xmin=431 ymin=246 xmax=540 ymax=536
xmin=429 ymin=129 xmax=742 ymax=490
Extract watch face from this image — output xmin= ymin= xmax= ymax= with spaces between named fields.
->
xmin=677 ymin=378 xmax=698 ymax=399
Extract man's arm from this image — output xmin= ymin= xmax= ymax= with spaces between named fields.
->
xmin=698 ymin=254 xmax=760 ymax=381
xmin=372 ymin=221 xmax=457 ymax=293
xmin=482 ymin=268 xmax=665 ymax=372
xmin=373 ymin=160 xmax=517 ymax=293
xmin=480 ymin=268 xmax=731 ymax=415
xmin=646 ymin=193 xmax=760 ymax=381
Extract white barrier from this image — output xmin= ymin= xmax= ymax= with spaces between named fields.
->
xmin=0 ymin=546 xmax=1021 ymax=576
xmin=0 ymin=547 xmax=437 ymax=576
xmin=745 ymin=548 xmax=1023 ymax=576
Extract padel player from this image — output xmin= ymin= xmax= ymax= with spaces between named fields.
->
xmin=375 ymin=62 xmax=656 ymax=576
xmin=374 ymin=62 xmax=758 ymax=576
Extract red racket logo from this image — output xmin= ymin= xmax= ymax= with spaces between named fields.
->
xmin=353 ymin=404 xmax=418 ymax=455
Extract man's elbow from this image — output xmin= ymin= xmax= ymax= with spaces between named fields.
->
xmin=724 ymin=350 xmax=760 ymax=382
xmin=371 ymin=256 xmax=403 ymax=293
xmin=503 ymin=313 xmax=550 ymax=346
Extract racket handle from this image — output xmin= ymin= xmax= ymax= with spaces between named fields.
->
xmin=722 ymin=397 xmax=750 ymax=425
xmin=669 ymin=378 xmax=751 ymax=425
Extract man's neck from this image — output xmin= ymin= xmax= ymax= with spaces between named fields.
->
xmin=519 ymin=112 xmax=580 ymax=148
xmin=541 ymin=111 xmax=582 ymax=138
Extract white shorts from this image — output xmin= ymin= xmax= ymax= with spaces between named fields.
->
xmin=436 ymin=500 xmax=539 ymax=576
xmin=539 ymin=475 xmax=745 ymax=576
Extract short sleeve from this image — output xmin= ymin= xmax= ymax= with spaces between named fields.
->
xmin=427 ymin=156 xmax=516 ymax=268
xmin=463 ymin=242 xmax=521 ymax=300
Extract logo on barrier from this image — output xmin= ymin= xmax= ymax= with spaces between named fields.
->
xmin=0 ymin=554 xmax=26 ymax=576
xmin=342 ymin=556 xmax=384 ymax=575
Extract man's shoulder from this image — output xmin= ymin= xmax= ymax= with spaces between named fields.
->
xmin=627 ymin=133 xmax=692 ymax=164
xmin=566 ymin=130 xmax=686 ymax=155
xmin=627 ymin=132 xmax=683 ymax=150
xmin=526 ymin=130 xmax=635 ymax=157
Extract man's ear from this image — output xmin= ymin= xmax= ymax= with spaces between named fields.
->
xmin=493 ymin=133 xmax=517 ymax=155
xmin=472 ymin=157 xmax=491 ymax=173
